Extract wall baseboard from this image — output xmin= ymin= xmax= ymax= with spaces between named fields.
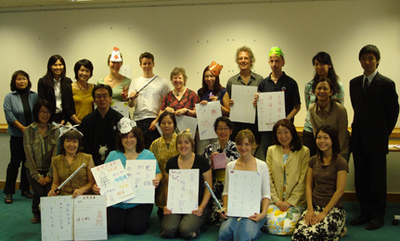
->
xmin=1 ymin=181 xmax=399 ymax=203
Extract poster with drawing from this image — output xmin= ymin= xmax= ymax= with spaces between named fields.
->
xmin=257 ymin=92 xmax=286 ymax=132
xmin=41 ymin=196 xmax=74 ymax=241
xmin=74 ymin=195 xmax=107 ymax=240
xmin=91 ymin=159 xmax=135 ymax=207
xmin=230 ymin=85 xmax=257 ymax=123
xmin=176 ymin=115 xmax=197 ymax=137
xmin=124 ymin=160 xmax=157 ymax=204
xmin=110 ymin=101 xmax=130 ymax=118
xmin=195 ymin=101 xmax=222 ymax=140
xmin=167 ymin=169 xmax=199 ymax=214
xmin=227 ymin=170 xmax=261 ymax=217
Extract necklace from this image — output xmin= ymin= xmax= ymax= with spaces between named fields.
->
xmin=77 ymin=82 xmax=88 ymax=92
xmin=174 ymin=88 xmax=186 ymax=96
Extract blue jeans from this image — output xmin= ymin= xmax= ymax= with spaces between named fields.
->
xmin=218 ymin=216 xmax=266 ymax=241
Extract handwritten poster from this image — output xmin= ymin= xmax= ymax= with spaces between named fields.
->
xmin=230 ymin=85 xmax=257 ymax=123
xmin=110 ymin=101 xmax=130 ymax=118
xmin=195 ymin=101 xmax=222 ymax=140
xmin=227 ymin=170 xmax=261 ymax=217
xmin=41 ymin=196 xmax=74 ymax=241
xmin=176 ymin=115 xmax=197 ymax=137
xmin=167 ymin=169 xmax=199 ymax=214
xmin=74 ymin=195 xmax=107 ymax=240
xmin=124 ymin=160 xmax=157 ymax=204
xmin=91 ymin=159 xmax=135 ymax=207
xmin=257 ymin=92 xmax=286 ymax=131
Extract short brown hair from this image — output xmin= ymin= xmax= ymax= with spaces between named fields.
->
xmin=139 ymin=52 xmax=154 ymax=63
xmin=170 ymin=67 xmax=188 ymax=86
xmin=235 ymin=46 xmax=255 ymax=69
xmin=235 ymin=129 xmax=258 ymax=150
xmin=115 ymin=127 xmax=145 ymax=153
xmin=59 ymin=129 xmax=83 ymax=155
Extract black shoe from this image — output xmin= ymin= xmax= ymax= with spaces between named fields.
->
xmin=366 ymin=219 xmax=383 ymax=230
xmin=4 ymin=194 xmax=12 ymax=204
xmin=350 ymin=215 xmax=371 ymax=225
xmin=22 ymin=190 xmax=33 ymax=198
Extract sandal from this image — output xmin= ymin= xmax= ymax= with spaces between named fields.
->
xmin=4 ymin=194 xmax=12 ymax=204
xmin=22 ymin=190 xmax=33 ymax=198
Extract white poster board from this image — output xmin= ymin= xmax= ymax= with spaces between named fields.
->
xmin=195 ymin=101 xmax=222 ymax=140
xmin=41 ymin=196 xmax=74 ymax=241
xmin=74 ymin=195 xmax=107 ymax=240
xmin=227 ymin=170 xmax=261 ymax=217
xmin=257 ymin=92 xmax=286 ymax=132
xmin=91 ymin=159 xmax=135 ymax=207
xmin=124 ymin=159 xmax=157 ymax=204
xmin=119 ymin=65 xmax=132 ymax=79
xmin=167 ymin=169 xmax=199 ymax=214
xmin=176 ymin=115 xmax=197 ymax=137
xmin=110 ymin=101 xmax=130 ymax=118
xmin=230 ymin=85 xmax=257 ymax=123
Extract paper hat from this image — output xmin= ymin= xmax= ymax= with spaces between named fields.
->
xmin=59 ymin=123 xmax=83 ymax=137
xmin=117 ymin=117 xmax=137 ymax=134
xmin=269 ymin=46 xmax=284 ymax=58
xmin=209 ymin=61 xmax=223 ymax=76
xmin=110 ymin=46 xmax=122 ymax=62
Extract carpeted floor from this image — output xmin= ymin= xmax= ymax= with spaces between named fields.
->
xmin=0 ymin=190 xmax=399 ymax=241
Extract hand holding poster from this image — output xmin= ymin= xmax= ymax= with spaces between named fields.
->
xmin=257 ymin=92 xmax=285 ymax=132
xmin=227 ymin=170 xmax=261 ymax=217
xmin=230 ymin=85 xmax=257 ymax=123
xmin=91 ymin=159 xmax=135 ymax=207
xmin=167 ymin=169 xmax=199 ymax=214
xmin=124 ymin=159 xmax=157 ymax=204
xmin=195 ymin=101 xmax=222 ymax=140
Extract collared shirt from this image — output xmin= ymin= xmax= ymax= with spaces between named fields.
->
xmin=24 ymin=122 xmax=59 ymax=181
xmin=3 ymin=90 xmax=38 ymax=137
xmin=53 ymin=78 xmax=62 ymax=113
xmin=363 ymin=69 xmax=378 ymax=87
xmin=226 ymin=71 xmax=263 ymax=97
xmin=309 ymin=101 xmax=350 ymax=154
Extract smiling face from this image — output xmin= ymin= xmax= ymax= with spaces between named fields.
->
xmin=172 ymin=74 xmax=185 ymax=91
xmin=177 ymin=137 xmax=193 ymax=156
xmin=360 ymin=53 xmax=379 ymax=76
xmin=77 ymin=65 xmax=91 ymax=82
xmin=94 ymin=88 xmax=112 ymax=111
xmin=204 ymin=70 xmax=216 ymax=90
xmin=237 ymin=137 xmax=253 ymax=158
xmin=121 ymin=131 xmax=137 ymax=152
xmin=237 ymin=51 xmax=252 ymax=71
xmin=276 ymin=126 xmax=292 ymax=149
xmin=315 ymin=81 xmax=333 ymax=102
xmin=109 ymin=61 xmax=122 ymax=74
xmin=215 ymin=121 xmax=232 ymax=143
xmin=15 ymin=74 xmax=29 ymax=90
xmin=38 ymin=106 xmax=51 ymax=124
xmin=160 ymin=115 xmax=175 ymax=136
xmin=64 ymin=138 xmax=79 ymax=156
xmin=140 ymin=57 xmax=154 ymax=76
xmin=314 ymin=59 xmax=331 ymax=78
xmin=316 ymin=130 xmax=332 ymax=153
xmin=268 ymin=54 xmax=285 ymax=72
xmin=51 ymin=60 xmax=64 ymax=78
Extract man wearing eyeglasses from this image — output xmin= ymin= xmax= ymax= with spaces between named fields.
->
xmin=79 ymin=84 xmax=124 ymax=166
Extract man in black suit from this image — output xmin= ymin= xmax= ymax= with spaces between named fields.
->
xmin=349 ymin=44 xmax=399 ymax=230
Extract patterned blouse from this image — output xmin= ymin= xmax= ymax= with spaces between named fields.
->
xmin=149 ymin=132 xmax=179 ymax=208
xmin=160 ymin=89 xmax=197 ymax=115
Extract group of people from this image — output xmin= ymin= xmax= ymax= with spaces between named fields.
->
xmin=2 ymin=43 xmax=398 ymax=240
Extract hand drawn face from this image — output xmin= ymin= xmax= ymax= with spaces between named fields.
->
xmin=316 ymin=130 xmax=332 ymax=153
xmin=315 ymin=81 xmax=333 ymax=102
xmin=15 ymin=74 xmax=28 ymax=90
xmin=237 ymin=137 xmax=252 ymax=157
xmin=276 ymin=126 xmax=292 ymax=149
xmin=204 ymin=70 xmax=216 ymax=90
xmin=140 ymin=57 xmax=154 ymax=75
xmin=121 ymin=131 xmax=137 ymax=152
xmin=215 ymin=121 xmax=232 ymax=143
xmin=177 ymin=137 xmax=193 ymax=156
xmin=109 ymin=61 xmax=122 ymax=75
xmin=51 ymin=59 xmax=64 ymax=78
xmin=160 ymin=115 xmax=175 ymax=136
xmin=77 ymin=65 xmax=91 ymax=82
xmin=38 ymin=105 xmax=51 ymax=124
xmin=172 ymin=74 xmax=185 ymax=91
xmin=64 ymin=138 xmax=79 ymax=156
xmin=314 ymin=60 xmax=331 ymax=78
xmin=237 ymin=51 xmax=251 ymax=70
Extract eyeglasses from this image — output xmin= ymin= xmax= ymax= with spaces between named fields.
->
xmin=95 ymin=94 xmax=110 ymax=99
xmin=216 ymin=127 xmax=230 ymax=132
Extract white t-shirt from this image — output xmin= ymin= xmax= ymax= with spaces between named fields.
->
xmin=128 ymin=75 xmax=170 ymax=121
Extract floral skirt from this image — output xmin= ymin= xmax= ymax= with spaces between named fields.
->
xmin=264 ymin=204 xmax=303 ymax=235
xmin=292 ymin=205 xmax=346 ymax=241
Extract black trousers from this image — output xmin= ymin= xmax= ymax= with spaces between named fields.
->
xmin=136 ymin=118 xmax=161 ymax=149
